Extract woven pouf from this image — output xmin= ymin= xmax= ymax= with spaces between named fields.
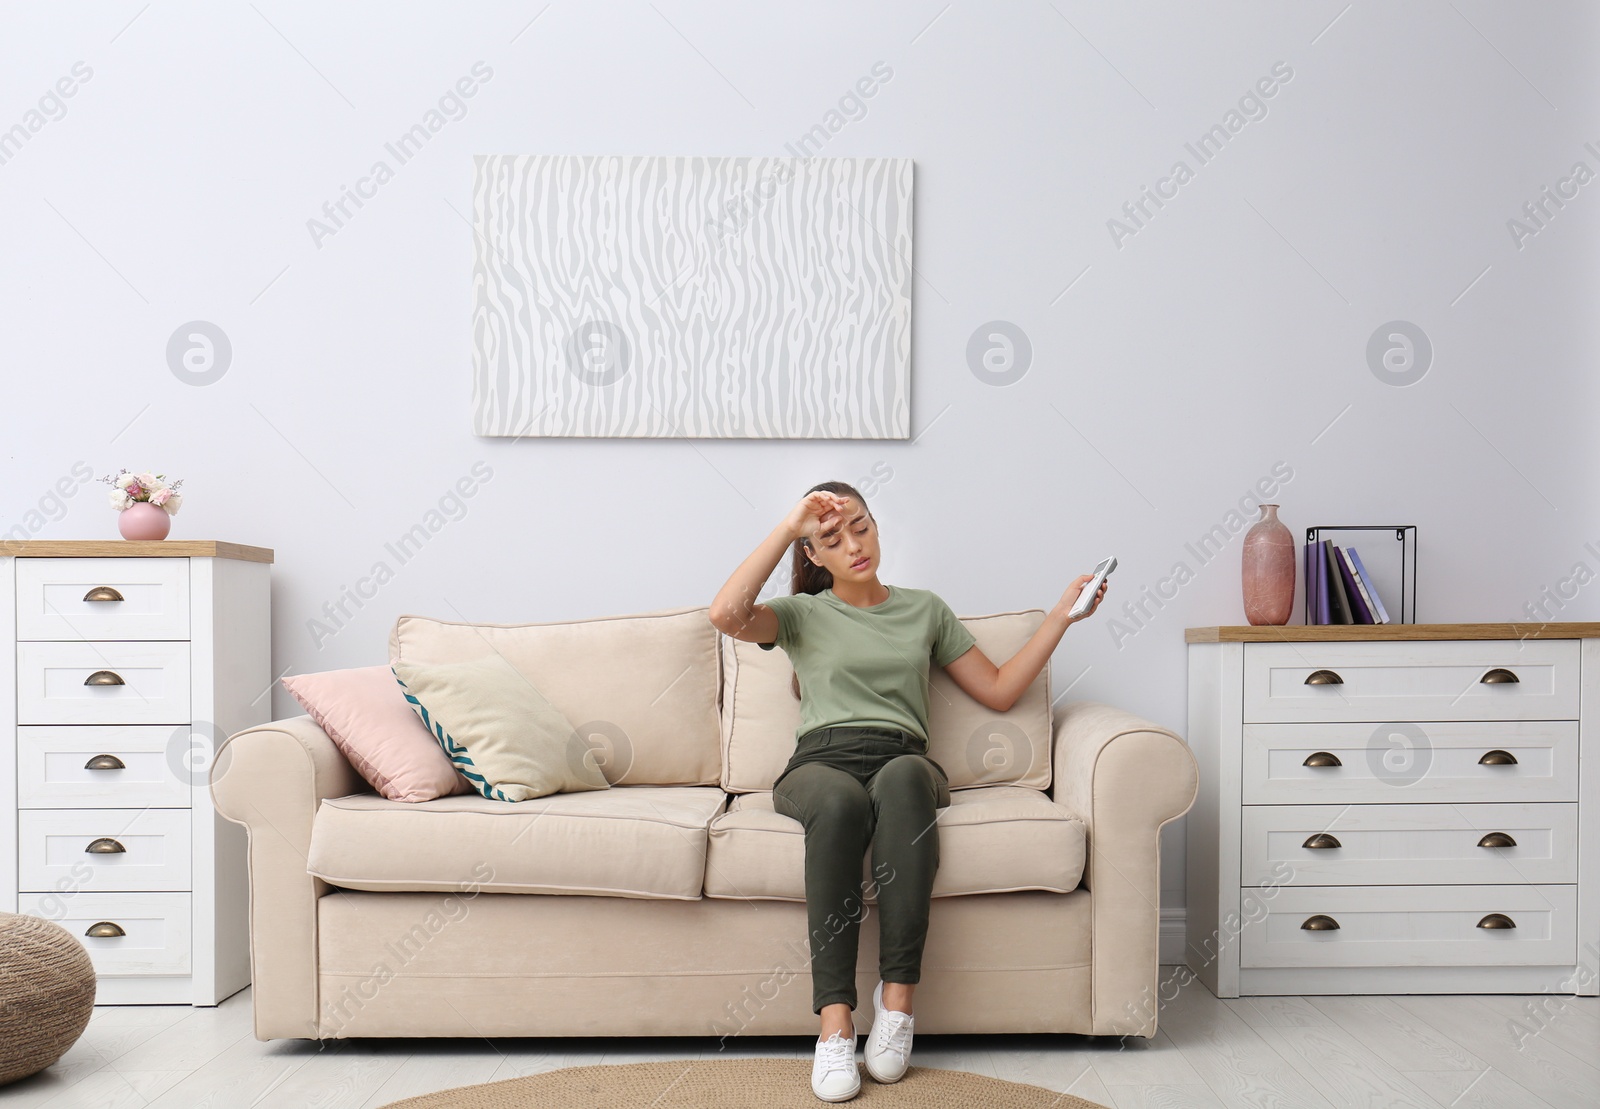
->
xmin=0 ymin=912 xmax=97 ymax=1087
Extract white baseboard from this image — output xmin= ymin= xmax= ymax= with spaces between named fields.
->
xmin=1160 ymin=907 xmax=1186 ymax=965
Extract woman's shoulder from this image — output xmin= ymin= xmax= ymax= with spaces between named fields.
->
xmin=764 ymin=590 xmax=821 ymax=610
xmin=905 ymin=587 xmax=967 ymax=623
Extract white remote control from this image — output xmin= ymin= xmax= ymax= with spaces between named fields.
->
xmin=1068 ymin=556 xmax=1117 ymax=620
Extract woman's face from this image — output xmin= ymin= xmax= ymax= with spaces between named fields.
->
xmin=802 ymin=496 xmax=881 ymax=580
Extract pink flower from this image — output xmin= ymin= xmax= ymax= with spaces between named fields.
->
xmin=127 ymin=482 xmax=144 ymax=499
xmin=151 ymin=488 xmax=171 ymax=507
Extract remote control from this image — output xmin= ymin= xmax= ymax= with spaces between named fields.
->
xmin=1068 ymin=556 xmax=1117 ymax=620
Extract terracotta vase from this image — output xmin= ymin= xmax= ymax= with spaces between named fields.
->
xmin=1241 ymin=503 xmax=1294 ymax=625
xmin=118 ymin=502 xmax=171 ymax=540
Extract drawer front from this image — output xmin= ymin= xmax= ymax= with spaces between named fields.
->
xmin=15 ymin=641 xmax=191 ymax=725
xmin=1241 ymin=884 xmax=1577 ymax=968
xmin=15 ymin=891 xmax=191 ymax=976
xmin=17 ymin=725 xmax=193 ymax=809
xmin=1242 ymin=803 xmax=1577 ymax=886
xmin=15 ymin=557 xmax=189 ymax=641
xmin=1243 ymin=640 xmax=1580 ymax=723
xmin=18 ymin=808 xmax=191 ymax=892
xmin=1242 ymin=721 xmax=1577 ymax=804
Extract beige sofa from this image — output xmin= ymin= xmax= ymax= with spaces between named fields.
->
xmin=210 ymin=604 xmax=1196 ymax=1043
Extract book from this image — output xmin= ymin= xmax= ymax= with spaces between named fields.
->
xmin=1344 ymin=544 xmax=1382 ymax=624
xmin=1322 ymin=540 xmax=1353 ymax=623
xmin=1335 ymin=544 xmax=1375 ymax=623
xmin=1318 ymin=542 xmax=1327 ymax=624
xmin=1305 ymin=544 xmax=1318 ymax=624
xmin=1313 ymin=539 xmax=1329 ymax=623
xmin=1346 ymin=547 xmax=1391 ymax=624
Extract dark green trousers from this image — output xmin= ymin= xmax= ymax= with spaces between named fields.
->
xmin=771 ymin=725 xmax=952 ymax=1014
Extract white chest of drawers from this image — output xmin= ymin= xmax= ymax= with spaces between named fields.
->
xmin=1 ymin=540 xmax=273 ymax=1005
xmin=1185 ymin=624 xmax=1600 ymax=998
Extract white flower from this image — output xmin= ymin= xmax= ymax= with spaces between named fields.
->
xmin=115 ymin=472 xmax=138 ymax=490
xmin=109 ymin=489 xmax=132 ymax=510
xmin=162 ymin=492 xmax=182 ymax=514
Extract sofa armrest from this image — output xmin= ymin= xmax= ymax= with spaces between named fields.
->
xmin=210 ymin=713 xmax=368 ymax=1040
xmin=1051 ymin=700 xmax=1198 ymax=1036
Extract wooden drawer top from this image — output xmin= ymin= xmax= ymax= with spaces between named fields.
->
xmin=0 ymin=540 xmax=273 ymax=563
xmin=1187 ymin=622 xmax=1600 ymax=642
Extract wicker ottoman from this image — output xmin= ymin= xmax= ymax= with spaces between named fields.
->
xmin=0 ymin=912 xmax=97 ymax=1087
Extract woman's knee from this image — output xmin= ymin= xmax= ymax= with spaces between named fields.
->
xmin=811 ymin=784 xmax=872 ymax=826
xmin=776 ymin=766 xmax=872 ymax=826
xmin=872 ymin=755 xmax=942 ymax=801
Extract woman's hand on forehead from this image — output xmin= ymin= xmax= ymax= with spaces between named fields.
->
xmin=804 ymin=491 xmax=851 ymax=536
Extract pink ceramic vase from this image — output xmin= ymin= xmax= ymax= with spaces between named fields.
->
xmin=118 ymin=502 xmax=172 ymax=540
xmin=1241 ymin=503 xmax=1294 ymax=625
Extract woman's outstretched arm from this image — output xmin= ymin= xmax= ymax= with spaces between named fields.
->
xmin=943 ymin=574 xmax=1108 ymax=713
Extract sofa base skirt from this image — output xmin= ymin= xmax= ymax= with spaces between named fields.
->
xmin=311 ymin=888 xmax=1092 ymax=1039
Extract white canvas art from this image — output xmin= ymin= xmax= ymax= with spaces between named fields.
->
xmin=471 ymin=155 xmax=913 ymax=439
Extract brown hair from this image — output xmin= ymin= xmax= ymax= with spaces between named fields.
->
xmin=780 ymin=480 xmax=872 ymax=700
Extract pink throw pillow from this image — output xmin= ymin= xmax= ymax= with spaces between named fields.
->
xmin=281 ymin=666 xmax=472 ymax=802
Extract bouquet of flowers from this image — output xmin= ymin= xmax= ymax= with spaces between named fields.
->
xmin=101 ymin=469 xmax=184 ymax=515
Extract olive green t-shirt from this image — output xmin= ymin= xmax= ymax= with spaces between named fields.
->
xmin=757 ymin=584 xmax=977 ymax=745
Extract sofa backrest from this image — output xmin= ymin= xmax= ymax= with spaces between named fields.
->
xmin=390 ymin=607 xmax=721 ymax=787
xmin=719 ymin=607 xmax=1053 ymax=793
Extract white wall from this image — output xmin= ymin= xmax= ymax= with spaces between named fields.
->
xmin=5 ymin=2 xmax=1598 ymax=923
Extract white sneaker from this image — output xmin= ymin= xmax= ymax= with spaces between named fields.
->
xmin=863 ymin=980 xmax=914 ymax=1083
xmin=811 ymin=1030 xmax=860 ymax=1102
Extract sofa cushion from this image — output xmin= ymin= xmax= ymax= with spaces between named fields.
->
xmin=390 ymin=606 xmax=721 ymax=787
xmin=306 ymin=786 xmax=728 ymax=900
xmin=279 ymin=665 xmax=472 ymax=802
xmin=390 ymin=654 xmax=609 ymax=802
xmin=719 ymin=608 xmax=1053 ymax=793
xmin=703 ymin=784 xmax=1083 ymax=901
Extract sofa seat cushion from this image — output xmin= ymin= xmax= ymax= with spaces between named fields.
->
xmin=703 ymin=785 xmax=1084 ymax=901
xmin=306 ymin=786 xmax=728 ymax=900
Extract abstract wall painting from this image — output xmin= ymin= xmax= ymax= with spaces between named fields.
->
xmin=472 ymin=155 xmax=912 ymax=439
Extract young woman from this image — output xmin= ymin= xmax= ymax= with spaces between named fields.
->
xmin=709 ymin=480 xmax=1108 ymax=1102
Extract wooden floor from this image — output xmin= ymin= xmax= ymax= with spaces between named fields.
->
xmin=4 ymin=971 xmax=1597 ymax=1108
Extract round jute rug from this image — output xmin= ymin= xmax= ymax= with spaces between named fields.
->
xmin=378 ymin=1057 xmax=1110 ymax=1108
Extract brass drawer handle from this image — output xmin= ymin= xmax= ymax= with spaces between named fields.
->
xmin=1478 ymin=832 xmax=1517 ymax=848
xmin=1480 ymin=668 xmax=1519 ymax=684
xmin=1477 ymin=913 xmax=1516 ymax=929
xmin=1303 ymin=751 xmax=1343 ymax=767
xmin=85 ymin=921 xmax=126 ymax=938
xmin=85 ymin=837 xmax=126 ymax=854
xmin=82 ymin=586 xmax=125 ymax=603
xmin=1479 ymin=749 xmax=1518 ymax=765
xmin=84 ymin=670 xmax=126 ymax=687
xmin=1303 ymin=833 xmax=1341 ymax=849
xmin=84 ymin=754 xmax=126 ymax=770
xmin=1304 ymin=669 xmax=1344 ymax=685
xmin=1301 ymin=915 xmax=1340 ymax=931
